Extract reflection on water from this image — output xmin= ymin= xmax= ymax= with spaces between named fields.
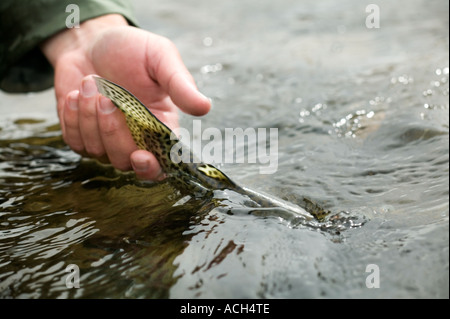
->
xmin=1 ymin=0 xmax=449 ymax=298
xmin=0 ymin=128 xmax=362 ymax=298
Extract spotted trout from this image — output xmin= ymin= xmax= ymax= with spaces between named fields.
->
xmin=94 ymin=76 xmax=327 ymax=221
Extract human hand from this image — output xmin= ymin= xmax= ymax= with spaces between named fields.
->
xmin=41 ymin=14 xmax=210 ymax=180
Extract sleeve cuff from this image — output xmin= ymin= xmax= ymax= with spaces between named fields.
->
xmin=0 ymin=0 xmax=138 ymax=92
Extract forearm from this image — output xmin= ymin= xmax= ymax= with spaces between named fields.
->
xmin=41 ymin=14 xmax=129 ymax=67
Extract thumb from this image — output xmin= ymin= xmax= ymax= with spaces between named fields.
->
xmin=167 ymin=73 xmax=211 ymax=116
xmin=148 ymin=37 xmax=211 ymax=116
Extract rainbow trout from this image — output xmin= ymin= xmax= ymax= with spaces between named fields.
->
xmin=94 ymin=76 xmax=326 ymax=221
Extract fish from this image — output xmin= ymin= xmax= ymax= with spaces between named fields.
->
xmin=94 ymin=76 xmax=329 ymax=221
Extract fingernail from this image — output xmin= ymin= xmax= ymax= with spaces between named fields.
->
xmin=68 ymin=91 xmax=79 ymax=110
xmin=195 ymin=89 xmax=212 ymax=112
xmin=131 ymin=157 xmax=164 ymax=180
xmin=186 ymin=80 xmax=211 ymax=109
xmin=198 ymin=91 xmax=210 ymax=103
xmin=131 ymin=157 xmax=150 ymax=173
xmin=186 ymin=80 xmax=209 ymax=100
xmin=81 ymin=77 xmax=97 ymax=97
xmin=206 ymin=96 xmax=213 ymax=108
xmin=99 ymin=96 xmax=116 ymax=114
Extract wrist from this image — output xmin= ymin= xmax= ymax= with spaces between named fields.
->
xmin=40 ymin=14 xmax=128 ymax=67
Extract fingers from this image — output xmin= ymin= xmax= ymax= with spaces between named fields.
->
xmin=79 ymin=77 xmax=105 ymax=158
xmin=96 ymin=96 xmax=164 ymax=178
xmin=96 ymin=96 xmax=136 ymax=170
xmin=61 ymin=75 xmax=163 ymax=180
xmin=148 ymin=37 xmax=211 ymax=116
xmin=63 ymin=90 xmax=85 ymax=154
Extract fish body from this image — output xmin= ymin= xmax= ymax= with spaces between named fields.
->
xmin=94 ymin=76 xmax=316 ymax=220
xmin=94 ymin=77 xmax=235 ymax=189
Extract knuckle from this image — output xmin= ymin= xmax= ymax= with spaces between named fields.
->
xmin=63 ymin=133 xmax=84 ymax=153
xmin=85 ymin=144 xmax=105 ymax=158
xmin=64 ymin=118 xmax=79 ymax=130
xmin=68 ymin=142 xmax=85 ymax=154
xmin=79 ymin=103 xmax=97 ymax=119
xmin=101 ymin=120 xmax=121 ymax=137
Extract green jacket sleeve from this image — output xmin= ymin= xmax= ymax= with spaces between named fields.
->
xmin=0 ymin=0 xmax=138 ymax=93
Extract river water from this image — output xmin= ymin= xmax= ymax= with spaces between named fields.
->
xmin=0 ymin=0 xmax=448 ymax=298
